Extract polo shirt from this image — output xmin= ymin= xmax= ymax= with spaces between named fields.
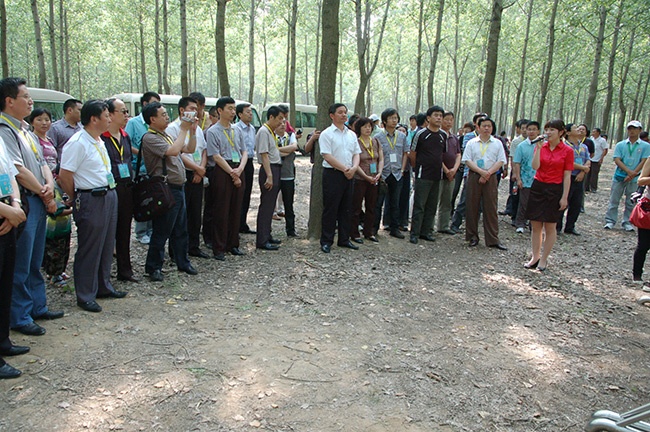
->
xmin=234 ymin=120 xmax=257 ymax=163
xmin=442 ymin=131 xmax=461 ymax=169
xmin=533 ymin=141 xmax=573 ymax=184
xmin=412 ymin=128 xmax=447 ymax=181
xmin=279 ymin=133 xmax=297 ymax=180
xmin=612 ymin=138 xmax=650 ymax=181
xmin=0 ymin=136 xmax=19 ymax=199
xmin=376 ymin=129 xmax=407 ymax=181
xmin=256 ymin=125 xmax=282 ymax=165
xmin=590 ymin=136 xmax=608 ymax=162
xmin=61 ymin=129 xmax=113 ymax=190
xmin=141 ymin=130 xmax=187 ymax=185
xmin=101 ymin=129 xmax=134 ymax=184
xmin=462 ymin=135 xmax=507 ymax=172
xmin=510 ymin=135 xmax=524 ymax=159
xmin=512 ymin=139 xmax=536 ymax=188
xmin=166 ymin=119 xmax=207 ymax=169
xmin=461 ymin=131 xmax=477 ymax=176
xmin=47 ymin=118 xmax=81 ymax=157
xmin=567 ymin=141 xmax=590 ymax=176
xmin=126 ymin=114 xmax=149 ymax=172
xmin=320 ymin=123 xmax=360 ymax=169
xmin=206 ymin=122 xmax=247 ymax=167
xmin=0 ymin=112 xmax=47 ymax=184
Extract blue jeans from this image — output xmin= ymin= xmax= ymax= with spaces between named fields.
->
xmin=11 ymin=196 xmax=48 ymax=328
xmin=605 ymin=179 xmax=637 ymax=226
xmin=145 ymin=187 xmax=191 ymax=273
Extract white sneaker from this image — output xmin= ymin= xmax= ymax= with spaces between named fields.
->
xmin=139 ymin=234 xmax=151 ymax=245
xmin=516 ymin=227 xmax=525 ymax=233
xmin=643 ymin=283 xmax=650 ymax=293
xmin=604 ymin=223 xmax=614 ymax=230
xmin=623 ymin=223 xmax=635 ymax=232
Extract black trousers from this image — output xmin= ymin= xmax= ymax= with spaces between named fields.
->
xmin=557 ymin=176 xmax=584 ymax=232
xmin=115 ymin=182 xmax=134 ymax=279
xmin=202 ymin=167 xmax=215 ymax=246
xmin=0 ymin=229 xmax=16 ymax=364
xmin=634 ymin=228 xmax=650 ymax=279
xmin=398 ymin=169 xmax=411 ymax=227
xmin=210 ymin=167 xmax=244 ymax=254
xmin=256 ymin=165 xmax=282 ymax=247
xmin=184 ymin=170 xmax=204 ymax=253
xmin=451 ymin=166 xmax=464 ymax=216
xmin=321 ymin=168 xmax=354 ymax=246
xmin=374 ymin=174 xmax=402 ymax=233
xmin=280 ymin=179 xmax=296 ymax=234
xmin=240 ymin=159 xmax=255 ymax=232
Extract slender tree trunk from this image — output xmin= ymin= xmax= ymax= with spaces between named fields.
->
xmin=47 ymin=0 xmax=59 ymax=89
xmin=248 ymin=0 xmax=255 ymax=102
xmin=481 ymin=0 xmax=503 ymax=115
xmin=154 ymin=0 xmax=163 ymax=93
xmin=394 ymin=32 xmax=402 ymax=111
xmin=289 ymin=0 xmax=298 ymax=124
xmin=58 ymin=0 xmax=65 ymax=91
xmin=304 ymin=33 xmax=310 ymax=104
xmin=215 ymin=0 xmax=230 ymax=96
xmin=30 ymin=0 xmax=47 ymax=87
xmin=511 ymin=0 xmax=533 ymax=136
xmin=427 ymin=0 xmax=445 ymax=107
xmin=558 ymin=74 xmax=567 ymax=119
xmin=536 ymin=0 xmax=558 ymax=121
xmin=262 ymin=25 xmax=268 ymax=107
xmin=616 ymin=30 xmax=635 ymax=141
xmin=602 ymin=0 xmax=624 ymax=131
xmin=283 ymin=26 xmax=290 ymax=102
xmin=180 ymin=0 xmax=189 ymax=95
xmin=138 ymin=6 xmax=148 ymax=91
xmin=76 ymin=53 xmax=82 ymax=99
xmin=313 ymin=0 xmax=322 ymax=102
xmin=584 ymin=6 xmax=607 ymax=128
xmin=162 ymin=0 xmax=170 ymax=93
xmin=498 ymin=68 xmax=505 ymax=130
xmin=414 ymin=0 xmax=424 ymax=113
xmin=64 ymin=9 xmax=70 ymax=93
xmin=308 ymin=0 xmax=339 ymax=240
xmin=0 ymin=0 xmax=7 ymax=76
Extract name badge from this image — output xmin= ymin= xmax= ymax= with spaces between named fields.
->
xmin=389 ymin=153 xmax=398 ymax=163
xmin=193 ymin=150 xmax=201 ymax=163
xmin=0 ymin=173 xmax=13 ymax=197
xmin=231 ymin=151 xmax=241 ymax=164
xmin=369 ymin=162 xmax=377 ymax=174
xmin=118 ymin=163 xmax=130 ymax=179
xmin=107 ymin=172 xmax=117 ymax=189
xmin=477 ymin=159 xmax=485 ymax=169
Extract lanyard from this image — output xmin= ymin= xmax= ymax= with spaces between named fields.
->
xmin=360 ymin=137 xmax=374 ymax=158
xmin=148 ymin=128 xmax=174 ymax=146
xmin=200 ymin=113 xmax=206 ymax=130
xmin=571 ymin=143 xmax=582 ymax=158
xmin=109 ymin=135 xmax=124 ymax=162
xmin=264 ymin=123 xmax=279 ymax=147
xmin=91 ymin=140 xmax=110 ymax=172
xmin=478 ymin=139 xmax=490 ymax=158
xmin=628 ymin=141 xmax=637 ymax=157
xmin=386 ymin=132 xmax=396 ymax=150
xmin=222 ymin=128 xmax=237 ymax=149
xmin=0 ymin=114 xmax=40 ymax=160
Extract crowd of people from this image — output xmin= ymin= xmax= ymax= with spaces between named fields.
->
xmin=0 ymin=75 xmax=649 ymax=379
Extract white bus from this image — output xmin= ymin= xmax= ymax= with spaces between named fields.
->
xmin=262 ymin=103 xmax=317 ymax=145
xmin=29 ymin=87 xmax=75 ymax=121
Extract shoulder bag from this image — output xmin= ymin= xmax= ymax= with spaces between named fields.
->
xmin=132 ymin=141 xmax=176 ymax=222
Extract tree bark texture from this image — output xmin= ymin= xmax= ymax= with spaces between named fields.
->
xmin=289 ymin=0 xmax=298 ymax=125
xmin=481 ymin=0 xmax=503 ymax=116
xmin=248 ymin=0 xmax=255 ymax=102
xmin=30 ymin=0 xmax=47 ymax=88
xmin=215 ymin=0 xmax=230 ymax=96
xmin=180 ymin=0 xmax=189 ymax=95
xmin=511 ymin=0 xmax=533 ymax=137
xmin=536 ymin=0 xmax=558 ymax=122
xmin=427 ymin=0 xmax=445 ymax=107
xmin=47 ymin=0 xmax=59 ymax=90
xmin=584 ymin=6 xmax=607 ymax=128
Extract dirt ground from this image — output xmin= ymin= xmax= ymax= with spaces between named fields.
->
xmin=2 ymin=155 xmax=650 ymax=432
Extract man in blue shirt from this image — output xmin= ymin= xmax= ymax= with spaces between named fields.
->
xmin=512 ymin=121 xmax=539 ymax=233
xmin=557 ymin=124 xmax=591 ymax=235
xmin=604 ymin=120 xmax=650 ymax=231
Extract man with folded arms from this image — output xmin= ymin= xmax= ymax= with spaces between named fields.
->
xmin=60 ymin=100 xmax=127 ymax=313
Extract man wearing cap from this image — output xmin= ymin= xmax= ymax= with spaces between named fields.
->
xmin=370 ymin=114 xmax=382 ymax=138
xmin=604 ymin=120 xmax=650 ymax=231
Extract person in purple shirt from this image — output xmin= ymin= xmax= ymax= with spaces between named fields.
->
xmin=47 ymin=98 xmax=82 ymax=161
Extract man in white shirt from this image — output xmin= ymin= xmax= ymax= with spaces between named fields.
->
xmin=586 ymin=127 xmax=608 ymax=192
xmin=234 ymin=103 xmax=257 ymax=234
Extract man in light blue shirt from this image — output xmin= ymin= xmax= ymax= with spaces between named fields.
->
xmin=604 ymin=120 xmax=650 ymax=230
xmin=512 ymin=121 xmax=539 ymax=233
xmin=234 ymin=103 xmax=257 ymax=234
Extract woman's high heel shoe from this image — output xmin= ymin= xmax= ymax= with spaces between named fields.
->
xmin=524 ymin=259 xmax=539 ymax=269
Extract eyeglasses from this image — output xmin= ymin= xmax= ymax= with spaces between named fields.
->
xmin=119 ymin=109 xmax=129 ymax=114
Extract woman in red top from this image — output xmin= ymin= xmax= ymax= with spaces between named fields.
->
xmin=524 ymin=119 xmax=574 ymax=271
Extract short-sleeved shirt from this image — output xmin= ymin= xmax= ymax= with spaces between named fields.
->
xmin=442 ymin=132 xmax=461 ymax=170
xmin=0 ymin=136 xmax=19 ymax=199
xmin=255 ymin=125 xmax=282 ymax=165
xmin=509 ymin=135 xmax=524 ymax=159
xmin=533 ymin=141 xmax=574 ymax=184
xmin=61 ymin=129 xmax=113 ymax=190
xmin=513 ymin=139 xmax=536 ymax=188
xmin=612 ymin=139 xmax=650 ymax=182
xmin=206 ymin=122 xmax=247 ymax=167
xmin=234 ymin=120 xmax=257 ymax=163
xmin=591 ymin=136 xmax=608 ymax=162
xmin=38 ymin=136 xmax=58 ymax=172
xmin=461 ymin=131 xmax=477 ymax=176
xmin=582 ymin=138 xmax=595 ymax=157
xmin=0 ymin=112 xmax=47 ymax=184
xmin=355 ymin=136 xmax=381 ymax=180
xmin=279 ymin=133 xmax=297 ymax=180
xmin=166 ymin=119 xmax=207 ymax=170
xmin=462 ymin=135 xmax=507 ymax=173
xmin=141 ymin=130 xmax=187 ymax=185
xmin=567 ymin=142 xmax=590 ymax=176
xmin=319 ymin=124 xmax=361 ymax=169
xmin=376 ymin=130 xmax=407 ymax=181
xmin=47 ymin=118 xmax=81 ymax=158
xmin=412 ymin=128 xmax=447 ymax=181
xmin=101 ymin=129 xmax=134 ymax=184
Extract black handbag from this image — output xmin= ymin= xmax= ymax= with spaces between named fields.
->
xmin=132 ymin=143 xmax=176 ymax=222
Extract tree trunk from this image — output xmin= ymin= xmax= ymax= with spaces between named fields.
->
xmin=215 ymin=0 xmax=230 ymax=96
xmin=313 ymin=0 xmax=322 ymax=102
xmin=427 ymin=0 xmax=445 ymax=107
xmin=47 ymin=0 xmax=59 ymax=90
xmin=414 ymin=0 xmax=424 ymax=113
xmin=283 ymin=25 xmax=290 ymax=101
xmin=584 ymin=5 xmax=607 ymax=128
xmin=154 ymin=0 xmax=163 ymax=93
xmin=0 ymin=0 xmax=7 ymax=76
xmin=510 ymin=0 xmax=533 ymax=136
xmin=30 ymin=0 xmax=47 ymax=88
xmin=308 ymin=0 xmax=339 ymax=240
xmin=262 ymin=26 xmax=268 ymax=107
xmin=289 ymin=0 xmax=298 ymax=124
xmin=536 ymin=0 xmax=558 ymax=121
xmin=162 ymin=0 xmax=170 ymax=93
xmin=138 ymin=6 xmax=148 ymax=91
xmin=481 ymin=0 xmax=503 ymax=115
xmin=58 ymin=0 xmax=65 ymax=91
xmin=304 ymin=33 xmax=309 ymax=104
xmin=601 ymin=0 xmax=624 ymax=132
xmin=64 ymin=9 xmax=70 ymax=93
xmin=616 ymin=29 xmax=635 ymax=141
xmin=558 ymin=74 xmax=567 ymax=119
xmin=394 ymin=32 xmax=402 ymax=111
xmin=180 ymin=0 xmax=189 ymax=95
xmin=248 ymin=0 xmax=255 ymax=102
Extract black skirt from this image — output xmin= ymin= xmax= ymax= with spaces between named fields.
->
xmin=526 ymin=179 xmax=564 ymax=223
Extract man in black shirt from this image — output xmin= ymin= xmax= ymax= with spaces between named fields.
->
xmin=408 ymin=105 xmax=447 ymax=244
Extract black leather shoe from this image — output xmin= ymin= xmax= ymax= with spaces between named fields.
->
xmin=338 ymin=241 xmax=359 ymax=250
xmin=34 ymin=310 xmax=64 ymax=320
xmin=365 ymin=236 xmax=379 ymax=243
xmin=179 ymin=265 xmax=198 ymax=275
xmin=390 ymin=230 xmax=405 ymax=239
xmin=239 ymin=228 xmax=256 ymax=234
xmin=189 ymin=249 xmax=210 ymax=258
xmin=438 ymin=229 xmax=456 ymax=235
xmin=0 ymin=363 xmax=22 ymax=379
xmin=269 ymin=237 xmax=282 ymax=245
xmin=564 ymin=229 xmax=581 ymax=236
xmin=469 ymin=239 xmax=479 ymax=247
xmin=419 ymin=234 xmax=436 ymax=242
xmin=489 ymin=243 xmax=508 ymax=251
xmin=0 ymin=345 xmax=30 ymax=356
xmin=96 ymin=290 xmax=128 ymax=299
xmin=77 ymin=301 xmax=102 ymax=313
xmin=117 ymin=275 xmax=140 ymax=283
xmin=257 ymin=242 xmax=280 ymax=251
xmin=213 ymin=252 xmax=226 ymax=261
xmin=321 ymin=244 xmax=331 ymax=253
xmin=287 ymin=231 xmax=298 ymax=237
xmin=409 ymin=235 xmax=418 ymax=244
xmin=352 ymin=237 xmax=364 ymax=244
xmin=149 ymin=270 xmax=164 ymax=281
xmin=12 ymin=322 xmax=46 ymax=336
xmin=230 ymin=247 xmax=245 ymax=256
